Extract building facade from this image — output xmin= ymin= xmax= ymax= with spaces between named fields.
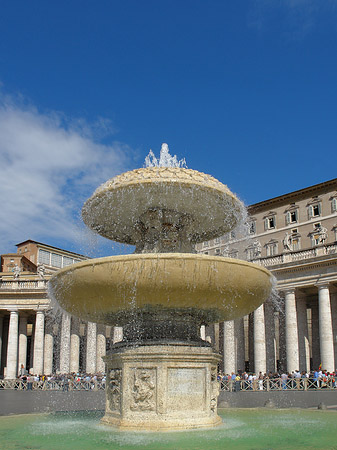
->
xmin=1 ymin=178 xmax=337 ymax=378
xmin=197 ymin=178 xmax=337 ymax=374
xmin=0 ymin=240 xmax=122 ymax=379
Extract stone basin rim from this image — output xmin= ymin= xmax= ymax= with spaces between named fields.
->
xmin=49 ymin=252 xmax=272 ymax=277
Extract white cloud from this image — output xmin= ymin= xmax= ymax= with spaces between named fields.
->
xmin=248 ymin=0 xmax=337 ymax=39
xmin=0 ymin=94 xmax=133 ymax=255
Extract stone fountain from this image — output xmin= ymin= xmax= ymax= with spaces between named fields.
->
xmin=49 ymin=144 xmax=272 ymax=431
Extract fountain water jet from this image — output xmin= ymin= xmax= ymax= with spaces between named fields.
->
xmin=49 ymin=144 xmax=273 ymax=431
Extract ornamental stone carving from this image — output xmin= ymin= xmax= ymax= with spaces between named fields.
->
xmin=210 ymin=366 xmax=219 ymax=413
xmin=130 ymin=368 xmax=156 ymax=411
xmin=107 ymin=369 xmax=122 ymax=412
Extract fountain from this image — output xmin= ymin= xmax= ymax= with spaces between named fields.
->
xmin=48 ymin=144 xmax=273 ymax=431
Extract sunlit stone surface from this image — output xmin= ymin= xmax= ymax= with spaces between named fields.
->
xmin=49 ymin=145 xmax=273 ymax=430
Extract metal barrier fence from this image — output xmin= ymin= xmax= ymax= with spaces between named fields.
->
xmin=1 ymin=378 xmax=336 ymax=392
xmin=0 ymin=379 xmax=106 ymax=391
xmin=220 ymin=378 xmax=337 ymax=391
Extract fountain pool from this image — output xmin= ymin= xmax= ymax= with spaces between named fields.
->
xmin=1 ymin=409 xmax=336 ymax=450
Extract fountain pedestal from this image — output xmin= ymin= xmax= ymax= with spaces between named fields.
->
xmin=102 ymin=344 xmax=222 ymax=431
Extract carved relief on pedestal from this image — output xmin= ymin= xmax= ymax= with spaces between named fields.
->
xmin=130 ymin=368 xmax=156 ymax=411
xmin=107 ymin=369 xmax=122 ymax=412
xmin=210 ymin=366 xmax=219 ymax=413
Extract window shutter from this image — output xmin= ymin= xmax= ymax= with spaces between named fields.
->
xmin=264 ymin=218 xmax=268 ymax=230
xmin=286 ymin=212 xmax=290 ymax=224
xmin=308 ymin=206 xmax=313 ymax=219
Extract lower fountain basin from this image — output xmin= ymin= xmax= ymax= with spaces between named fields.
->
xmin=49 ymin=253 xmax=272 ymax=326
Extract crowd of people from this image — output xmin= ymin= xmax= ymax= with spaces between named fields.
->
xmin=218 ymin=368 xmax=337 ymax=391
xmin=13 ymin=372 xmax=106 ymax=390
xmin=2 ymin=366 xmax=336 ymax=392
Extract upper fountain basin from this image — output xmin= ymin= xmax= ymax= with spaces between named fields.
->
xmin=82 ymin=167 xmax=243 ymax=246
xmin=48 ymin=253 xmax=272 ymax=325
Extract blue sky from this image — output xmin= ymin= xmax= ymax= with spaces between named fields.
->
xmin=1 ymin=0 xmax=337 ymax=256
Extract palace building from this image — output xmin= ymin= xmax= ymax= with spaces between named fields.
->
xmin=197 ymin=178 xmax=337 ymax=374
xmin=0 ymin=178 xmax=337 ymax=378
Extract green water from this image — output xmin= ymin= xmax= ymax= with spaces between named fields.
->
xmin=0 ymin=409 xmax=336 ymax=450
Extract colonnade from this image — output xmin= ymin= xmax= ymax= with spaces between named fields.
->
xmin=219 ymin=283 xmax=336 ymax=375
xmin=0 ymin=309 xmax=123 ymax=378
xmin=0 ymin=284 xmax=336 ymax=378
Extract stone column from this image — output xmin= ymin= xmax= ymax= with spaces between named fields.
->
xmin=223 ymin=320 xmax=235 ymax=374
xmin=297 ymin=296 xmax=310 ymax=372
xmin=284 ymin=288 xmax=299 ymax=373
xmin=248 ymin=313 xmax=255 ymax=371
xmin=70 ymin=319 xmax=80 ymax=374
xmin=96 ymin=325 xmax=106 ymax=373
xmin=317 ymin=284 xmax=335 ymax=372
xmin=0 ymin=315 xmax=3 ymax=371
xmin=311 ymin=303 xmax=320 ymax=369
xmin=18 ymin=315 xmax=28 ymax=375
xmin=265 ymin=300 xmax=276 ymax=373
xmin=86 ymin=322 xmax=97 ymax=373
xmin=5 ymin=310 xmax=19 ymax=379
xmin=213 ymin=323 xmax=220 ymax=352
xmin=235 ymin=318 xmax=245 ymax=372
xmin=33 ymin=311 xmax=45 ymax=375
xmin=112 ymin=326 xmax=123 ymax=344
xmin=254 ymin=304 xmax=266 ymax=374
xmin=59 ymin=313 xmax=71 ymax=373
xmin=44 ymin=319 xmax=54 ymax=376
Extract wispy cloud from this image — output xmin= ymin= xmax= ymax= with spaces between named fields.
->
xmin=248 ymin=0 xmax=337 ymax=40
xmin=0 ymin=92 xmax=133 ymax=254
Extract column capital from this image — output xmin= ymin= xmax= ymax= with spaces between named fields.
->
xmin=315 ymin=282 xmax=330 ymax=291
xmin=283 ymin=287 xmax=296 ymax=296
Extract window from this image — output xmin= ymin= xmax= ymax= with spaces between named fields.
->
xmin=283 ymin=230 xmax=301 ymax=252
xmin=51 ymin=253 xmax=62 ymax=268
xmin=215 ymin=248 xmax=220 ymax=255
xmin=245 ymin=240 xmax=261 ymax=261
xmin=309 ymin=224 xmax=328 ymax=247
xmin=38 ymin=249 xmax=50 ymax=265
xmin=264 ymin=213 xmax=276 ymax=230
xmin=203 ymin=241 xmax=209 ymax=248
xmin=246 ymin=247 xmax=255 ymax=261
xmin=63 ymin=257 xmax=74 ymax=267
xmin=265 ymin=240 xmax=278 ymax=256
xmin=228 ymin=249 xmax=238 ymax=259
xmin=248 ymin=220 xmax=256 ymax=235
xmin=230 ymin=231 xmax=236 ymax=240
xmin=286 ymin=210 xmax=298 ymax=224
xmin=214 ymin=237 xmax=220 ymax=245
xmin=333 ymin=225 xmax=337 ymax=241
xmin=331 ymin=197 xmax=337 ymax=213
xmin=292 ymin=237 xmax=300 ymax=251
xmin=307 ymin=199 xmax=322 ymax=219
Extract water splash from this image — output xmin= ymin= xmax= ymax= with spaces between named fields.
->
xmin=145 ymin=143 xmax=187 ymax=168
